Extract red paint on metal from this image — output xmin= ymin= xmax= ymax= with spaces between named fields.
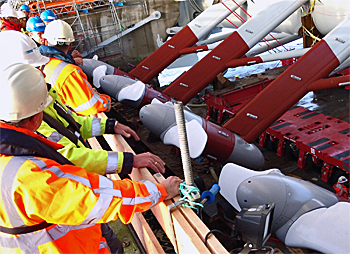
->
xmin=179 ymin=45 xmax=209 ymax=55
xmin=281 ymin=58 xmax=299 ymax=67
xmin=138 ymin=86 xmax=171 ymax=109
xmin=113 ymin=67 xmax=135 ymax=79
xmin=201 ymin=120 xmax=235 ymax=162
xmin=129 ymin=26 xmax=199 ymax=83
xmin=204 ymin=79 xmax=274 ymax=124
xmin=308 ymin=75 xmax=350 ymax=91
xmin=163 ymin=31 xmax=249 ymax=104
xmin=321 ymin=164 xmax=334 ymax=183
xmin=223 ymin=40 xmax=340 ymax=143
xmin=263 ymin=106 xmax=349 ymax=176
xmin=226 ymin=56 xmax=263 ymax=69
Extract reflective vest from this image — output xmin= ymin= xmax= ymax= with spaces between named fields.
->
xmin=333 ymin=183 xmax=349 ymax=199
xmin=43 ymin=57 xmax=111 ymax=116
xmin=0 ymin=123 xmax=167 ymax=254
xmin=38 ymin=88 xmax=133 ymax=175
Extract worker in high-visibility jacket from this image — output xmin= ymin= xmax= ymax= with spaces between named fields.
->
xmin=0 ymin=3 xmax=22 ymax=32
xmin=39 ymin=20 xmax=108 ymax=115
xmin=41 ymin=85 xmax=166 ymax=175
xmin=0 ymin=30 xmax=166 ymax=178
xmin=0 ymin=31 xmax=167 ymax=253
xmin=0 ymin=63 xmax=182 ymax=254
xmin=333 ymin=176 xmax=349 ymax=200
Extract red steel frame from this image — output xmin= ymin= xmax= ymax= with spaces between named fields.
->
xmin=204 ymin=77 xmax=349 ymax=182
xmin=262 ymin=106 xmax=349 ymax=182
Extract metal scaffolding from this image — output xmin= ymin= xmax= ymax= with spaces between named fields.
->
xmin=29 ymin=0 xmax=147 ymax=61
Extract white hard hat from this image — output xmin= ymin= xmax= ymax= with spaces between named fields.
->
xmin=0 ymin=31 xmax=49 ymax=70
xmin=0 ymin=63 xmax=52 ymax=122
xmin=16 ymin=10 xmax=26 ymax=19
xmin=338 ymin=176 xmax=348 ymax=184
xmin=43 ymin=20 xmax=75 ymax=46
xmin=0 ymin=3 xmax=18 ymax=18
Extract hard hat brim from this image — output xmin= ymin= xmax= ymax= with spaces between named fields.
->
xmin=33 ymin=55 xmax=50 ymax=66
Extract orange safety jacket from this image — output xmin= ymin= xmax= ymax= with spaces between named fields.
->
xmin=0 ymin=123 xmax=167 ymax=253
xmin=333 ymin=182 xmax=349 ymax=199
xmin=43 ymin=57 xmax=112 ymax=116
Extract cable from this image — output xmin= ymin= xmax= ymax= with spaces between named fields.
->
xmin=222 ymin=211 xmax=235 ymax=224
xmin=262 ymin=246 xmax=275 ymax=254
xmin=229 ymin=247 xmax=243 ymax=253
xmin=204 ymin=229 xmax=234 ymax=246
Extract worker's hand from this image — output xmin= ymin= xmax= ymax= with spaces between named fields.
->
xmin=133 ymin=152 xmax=165 ymax=174
xmin=74 ymin=57 xmax=84 ymax=66
xmin=71 ymin=50 xmax=82 ymax=58
xmin=114 ymin=122 xmax=140 ymax=141
xmin=162 ymin=176 xmax=182 ymax=200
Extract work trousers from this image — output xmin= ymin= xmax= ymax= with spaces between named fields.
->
xmin=101 ymin=223 xmax=124 ymax=254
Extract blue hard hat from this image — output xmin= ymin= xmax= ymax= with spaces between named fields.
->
xmin=26 ymin=16 xmax=46 ymax=32
xmin=40 ymin=10 xmax=57 ymax=23
xmin=20 ymin=4 xmax=30 ymax=12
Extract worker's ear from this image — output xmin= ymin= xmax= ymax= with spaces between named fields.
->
xmin=69 ymin=43 xmax=72 ymax=51
xmin=26 ymin=112 xmax=44 ymax=132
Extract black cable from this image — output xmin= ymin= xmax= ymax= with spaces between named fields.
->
xmin=196 ymin=207 xmax=203 ymax=220
xmin=222 ymin=211 xmax=235 ymax=224
xmin=262 ymin=246 xmax=275 ymax=254
xmin=204 ymin=229 xmax=234 ymax=246
xmin=229 ymin=247 xmax=243 ymax=254
xmin=126 ymin=223 xmax=147 ymax=254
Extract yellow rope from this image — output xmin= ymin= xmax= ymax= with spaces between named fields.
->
xmin=302 ymin=25 xmax=321 ymax=46
xmin=300 ymin=0 xmax=318 ymax=46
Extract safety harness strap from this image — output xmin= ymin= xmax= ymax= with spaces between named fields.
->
xmin=0 ymin=221 xmax=53 ymax=235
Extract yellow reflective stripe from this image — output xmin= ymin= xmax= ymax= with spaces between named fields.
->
xmin=106 ymin=152 xmax=119 ymax=174
xmin=122 ymin=180 xmax=161 ymax=207
xmin=27 ymin=157 xmax=47 ymax=169
xmin=47 ymin=166 xmax=91 ymax=188
xmin=99 ymin=240 xmax=109 ymax=251
xmin=82 ymin=175 xmax=116 ymax=224
xmin=91 ymin=118 xmax=102 ymax=136
xmin=47 ymin=224 xmax=94 ymax=240
xmin=77 ymin=69 xmax=95 ymax=93
xmin=1 ymin=157 xmax=27 ymax=227
xmin=0 ymin=225 xmax=96 ymax=253
xmin=73 ymin=93 xmax=100 ymax=113
xmin=103 ymin=96 xmax=111 ymax=109
xmin=49 ymin=61 xmax=69 ymax=86
xmin=94 ymin=175 xmax=121 ymax=197
xmin=46 ymin=131 xmax=64 ymax=143
xmin=117 ymin=152 xmax=124 ymax=173
xmin=0 ymin=227 xmax=53 ymax=253
xmin=82 ymin=192 xmax=112 ymax=224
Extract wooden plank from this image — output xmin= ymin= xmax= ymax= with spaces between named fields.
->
xmin=97 ymin=113 xmax=227 ymax=253
xmin=98 ymin=132 xmax=178 ymax=251
xmin=87 ymin=137 xmax=164 ymax=254
xmin=108 ymin=171 xmax=165 ymax=254
xmin=153 ymin=174 xmax=227 ymax=254
xmin=131 ymin=213 xmax=165 ymax=254
xmin=176 ymin=197 xmax=227 ymax=254
xmin=172 ymin=210 xmax=211 ymax=254
xmin=153 ymin=174 xmax=211 ymax=254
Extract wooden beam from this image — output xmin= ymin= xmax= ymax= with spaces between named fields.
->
xmin=96 ymin=113 xmax=228 ymax=253
xmin=153 ymin=174 xmax=227 ymax=254
xmin=108 ymin=134 xmax=210 ymax=254
xmin=96 ymin=132 xmax=178 ymax=251
xmin=87 ymin=137 xmax=165 ymax=254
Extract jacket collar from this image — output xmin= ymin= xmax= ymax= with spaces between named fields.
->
xmin=0 ymin=122 xmax=63 ymax=150
xmin=0 ymin=122 xmax=74 ymax=165
xmin=39 ymin=45 xmax=76 ymax=64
